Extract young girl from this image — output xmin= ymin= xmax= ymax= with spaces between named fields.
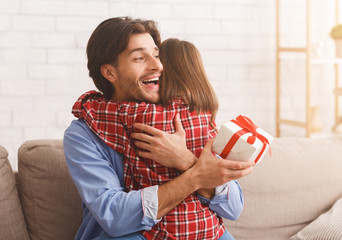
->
xmin=73 ymin=39 xmax=230 ymax=240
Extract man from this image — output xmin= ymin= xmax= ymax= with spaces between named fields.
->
xmin=64 ymin=17 xmax=254 ymax=240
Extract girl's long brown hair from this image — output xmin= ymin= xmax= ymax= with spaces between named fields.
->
xmin=159 ymin=38 xmax=218 ymax=125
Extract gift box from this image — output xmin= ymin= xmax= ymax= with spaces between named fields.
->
xmin=212 ymin=115 xmax=273 ymax=164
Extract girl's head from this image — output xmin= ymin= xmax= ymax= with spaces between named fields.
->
xmin=159 ymin=38 xmax=218 ymax=121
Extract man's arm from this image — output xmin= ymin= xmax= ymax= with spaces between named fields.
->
xmin=63 ymin=120 xmax=160 ymax=237
xmin=155 ymin=139 xmax=253 ymax=218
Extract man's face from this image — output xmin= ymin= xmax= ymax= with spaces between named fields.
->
xmin=112 ymin=33 xmax=163 ymax=103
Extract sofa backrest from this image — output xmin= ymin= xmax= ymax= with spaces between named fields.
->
xmin=224 ymin=135 xmax=342 ymax=240
xmin=17 ymin=140 xmax=83 ymax=240
xmin=0 ymin=145 xmax=30 ymax=240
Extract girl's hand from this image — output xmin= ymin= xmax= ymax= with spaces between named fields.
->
xmin=131 ymin=114 xmax=196 ymax=172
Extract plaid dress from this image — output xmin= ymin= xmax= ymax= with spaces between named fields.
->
xmin=72 ymin=90 xmax=226 ymax=240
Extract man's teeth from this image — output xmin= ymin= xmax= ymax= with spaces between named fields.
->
xmin=142 ymin=77 xmax=159 ymax=83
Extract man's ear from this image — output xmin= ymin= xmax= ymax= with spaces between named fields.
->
xmin=100 ymin=64 xmax=117 ymax=83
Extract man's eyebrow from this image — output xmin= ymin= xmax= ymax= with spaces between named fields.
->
xmin=128 ymin=47 xmax=159 ymax=55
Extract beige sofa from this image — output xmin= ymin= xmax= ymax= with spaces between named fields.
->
xmin=0 ymin=140 xmax=82 ymax=240
xmin=1 ymin=136 xmax=342 ymax=240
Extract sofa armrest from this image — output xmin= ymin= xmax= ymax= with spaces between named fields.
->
xmin=0 ymin=145 xmax=29 ymax=240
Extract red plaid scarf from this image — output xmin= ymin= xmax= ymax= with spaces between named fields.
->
xmin=72 ymin=90 xmax=226 ymax=240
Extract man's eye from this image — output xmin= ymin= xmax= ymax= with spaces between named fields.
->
xmin=135 ymin=57 xmax=144 ymax=61
xmin=154 ymin=55 xmax=159 ymax=59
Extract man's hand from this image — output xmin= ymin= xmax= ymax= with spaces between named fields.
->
xmin=156 ymin=139 xmax=254 ymax=218
xmin=131 ymin=114 xmax=196 ymax=172
xmin=187 ymin=138 xmax=255 ymax=190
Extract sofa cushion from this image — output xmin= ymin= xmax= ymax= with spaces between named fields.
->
xmin=290 ymin=196 xmax=342 ymax=240
xmin=224 ymin=135 xmax=342 ymax=240
xmin=17 ymin=140 xmax=83 ymax=240
xmin=0 ymin=145 xmax=30 ymax=240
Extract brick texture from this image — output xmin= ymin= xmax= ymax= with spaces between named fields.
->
xmin=0 ymin=0 xmax=337 ymax=169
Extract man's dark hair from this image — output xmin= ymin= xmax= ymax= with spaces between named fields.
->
xmin=87 ymin=17 xmax=161 ymax=99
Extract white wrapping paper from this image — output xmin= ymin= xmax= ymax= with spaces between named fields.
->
xmin=212 ymin=117 xmax=273 ymax=164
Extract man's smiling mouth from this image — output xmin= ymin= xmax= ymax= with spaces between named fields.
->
xmin=142 ymin=77 xmax=159 ymax=85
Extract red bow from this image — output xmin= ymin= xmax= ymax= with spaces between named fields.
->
xmin=219 ymin=115 xmax=271 ymax=164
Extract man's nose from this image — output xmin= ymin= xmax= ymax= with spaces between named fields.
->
xmin=149 ymin=56 xmax=163 ymax=72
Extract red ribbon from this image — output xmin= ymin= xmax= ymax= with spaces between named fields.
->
xmin=219 ymin=115 xmax=271 ymax=164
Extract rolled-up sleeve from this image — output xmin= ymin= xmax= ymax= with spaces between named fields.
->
xmin=141 ymin=185 xmax=162 ymax=224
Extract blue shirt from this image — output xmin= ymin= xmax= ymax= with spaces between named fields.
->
xmin=64 ymin=119 xmax=244 ymax=240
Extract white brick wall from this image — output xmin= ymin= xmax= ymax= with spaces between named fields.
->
xmin=0 ymin=0 xmax=338 ymax=170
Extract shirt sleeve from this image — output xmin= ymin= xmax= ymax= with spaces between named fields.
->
xmin=63 ymin=120 xmax=160 ymax=237
xmin=141 ymin=185 xmax=160 ymax=221
xmin=196 ymin=181 xmax=244 ymax=220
